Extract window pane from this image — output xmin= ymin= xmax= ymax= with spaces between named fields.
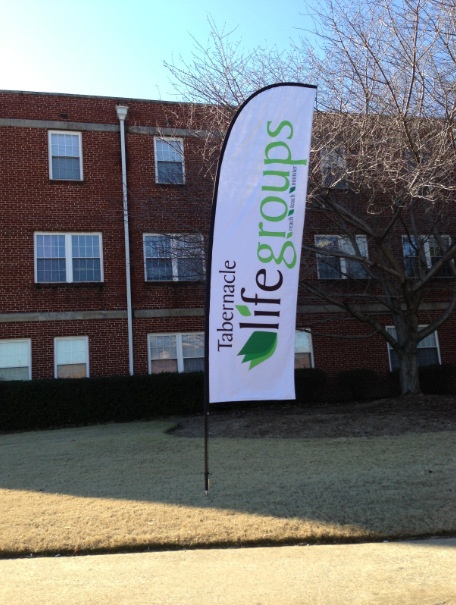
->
xmin=37 ymin=234 xmax=65 ymax=258
xmin=341 ymin=236 xmax=368 ymax=278
xmin=417 ymin=348 xmax=439 ymax=367
xmin=0 ymin=367 xmax=30 ymax=381
xmin=429 ymin=236 xmax=452 ymax=277
xmin=37 ymin=259 xmax=66 ymax=282
xmin=346 ymin=258 xmax=367 ymax=278
xmin=182 ymin=334 xmax=204 ymax=358
xmin=295 ymin=331 xmax=312 ymax=369
xmin=295 ymin=352 xmax=312 ymax=369
xmin=51 ymin=133 xmax=81 ymax=180
xmin=156 ymin=139 xmax=183 ymax=162
xmin=73 ymin=259 xmax=101 ymax=282
xmin=156 ymin=139 xmax=184 ymax=184
xmin=317 ymin=255 xmax=341 ymax=278
xmin=71 ymin=235 xmax=101 ymax=282
xmin=36 ymin=234 xmax=66 ymax=282
xmin=56 ymin=338 xmax=87 ymax=365
xmin=176 ymin=257 xmax=203 ymax=280
xmin=403 ymin=237 xmax=423 ymax=278
xmin=51 ymin=133 xmax=79 ymax=157
xmin=0 ymin=340 xmax=29 ymax=368
xmin=145 ymin=235 xmax=171 ymax=257
xmin=151 ymin=359 xmax=178 ymax=374
xmin=387 ymin=326 xmax=440 ymax=369
xmin=57 ymin=363 xmax=87 ymax=379
xmin=72 ymin=235 xmax=100 ymax=258
xmin=389 ymin=349 xmax=400 ymax=371
xmin=183 ymin=358 xmax=204 ymax=372
xmin=145 ymin=235 xmax=174 ymax=280
xmin=150 ymin=335 xmax=178 ymax=374
xmin=321 ymin=147 xmax=347 ymax=189
xmin=295 ymin=331 xmax=311 ymax=353
xmin=0 ymin=341 xmax=30 ymax=379
xmin=175 ymin=236 xmax=204 ymax=280
xmin=150 ymin=335 xmax=177 ymax=361
xmin=146 ymin=259 xmax=173 ymax=281
xmin=316 ymin=236 xmax=342 ymax=278
xmin=157 ymin=161 xmax=184 ymax=184
xmin=52 ymin=157 xmax=81 ymax=180
xmin=419 ymin=332 xmax=437 ymax=348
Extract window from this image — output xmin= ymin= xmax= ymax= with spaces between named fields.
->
xmin=144 ymin=234 xmax=204 ymax=282
xmin=55 ymin=336 xmax=89 ymax=378
xmin=49 ymin=131 xmax=82 ymax=180
xmin=320 ymin=147 xmax=348 ymax=189
xmin=295 ymin=330 xmax=314 ymax=368
xmin=35 ymin=233 xmax=103 ymax=283
xmin=404 ymin=147 xmax=432 ymax=196
xmin=386 ymin=326 xmax=441 ymax=371
xmin=148 ymin=333 xmax=204 ymax=374
xmin=315 ymin=235 xmax=368 ymax=279
xmin=0 ymin=339 xmax=31 ymax=380
xmin=154 ymin=137 xmax=185 ymax=184
xmin=403 ymin=235 xmax=452 ymax=278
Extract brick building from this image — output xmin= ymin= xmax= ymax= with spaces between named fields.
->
xmin=1 ymin=90 xmax=455 ymax=387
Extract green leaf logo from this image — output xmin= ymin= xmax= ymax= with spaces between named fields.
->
xmin=288 ymin=209 xmax=294 ymax=216
xmin=289 ymin=186 xmax=296 ymax=193
xmin=236 ymin=304 xmax=252 ymax=317
xmin=238 ymin=331 xmax=278 ymax=370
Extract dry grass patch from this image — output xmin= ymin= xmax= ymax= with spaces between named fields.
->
xmin=0 ymin=418 xmax=455 ymax=556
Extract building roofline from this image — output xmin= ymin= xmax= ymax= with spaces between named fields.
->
xmin=0 ymin=88 xmax=191 ymax=106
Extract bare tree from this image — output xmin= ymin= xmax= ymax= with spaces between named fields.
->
xmin=165 ymin=1 xmax=456 ymax=394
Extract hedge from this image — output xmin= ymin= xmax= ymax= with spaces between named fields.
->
xmin=0 ymin=367 xmax=327 ymax=433
xmin=336 ymin=368 xmax=380 ymax=401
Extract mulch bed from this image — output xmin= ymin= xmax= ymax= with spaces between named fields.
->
xmin=171 ymin=394 xmax=456 ymax=439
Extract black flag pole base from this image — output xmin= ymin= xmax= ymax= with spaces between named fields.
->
xmin=204 ymin=410 xmax=210 ymax=495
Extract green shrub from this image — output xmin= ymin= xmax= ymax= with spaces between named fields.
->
xmin=336 ymin=368 xmax=379 ymax=401
xmin=294 ymin=367 xmax=327 ymax=403
xmin=419 ymin=364 xmax=456 ymax=395
xmin=0 ymin=373 xmax=204 ymax=433
xmin=0 ymin=368 xmax=329 ymax=433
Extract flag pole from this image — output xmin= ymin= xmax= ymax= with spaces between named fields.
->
xmin=204 ymin=403 xmax=210 ymax=495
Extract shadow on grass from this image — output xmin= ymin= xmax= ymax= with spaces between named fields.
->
xmin=0 ymin=419 xmax=455 ymax=554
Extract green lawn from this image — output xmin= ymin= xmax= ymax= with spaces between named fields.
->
xmin=0 ymin=419 xmax=455 ymax=556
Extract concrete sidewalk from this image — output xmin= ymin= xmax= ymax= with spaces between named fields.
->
xmin=1 ymin=538 xmax=455 ymax=604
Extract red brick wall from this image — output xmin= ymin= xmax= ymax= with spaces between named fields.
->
xmin=0 ymin=320 xmax=129 ymax=379
xmin=2 ymin=90 xmax=456 ymax=387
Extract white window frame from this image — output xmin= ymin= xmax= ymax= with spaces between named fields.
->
xmin=143 ymin=233 xmax=204 ymax=282
xmin=54 ymin=336 xmax=89 ymax=379
xmin=148 ymin=333 xmax=204 ymax=374
xmin=0 ymin=339 xmax=32 ymax=381
xmin=295 ymin=330 xmax=314 ymax=368
xmin=154 ymin=137 xmax=185 ymax=184
xmin=48 ymin=131 xmax=83 ymax=181
xmin=34 ymin=232 xmax=103 ymax=283
xmin=402 ymin=235 xmax=452 ymax=278
xmin=315 ymin=235 xmax=368 ymax=279
xmin=386 ymin=326 xmax=441 ymax=371
xmin=320 ymin=146 xmax=348 ymax=189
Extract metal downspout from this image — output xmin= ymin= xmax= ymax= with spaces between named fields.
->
xmin=116 ymin=105 xmax=134 ymax=375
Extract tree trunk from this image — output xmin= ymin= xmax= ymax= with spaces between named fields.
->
xmin=398 ymin=349 xmax=421 ymax=395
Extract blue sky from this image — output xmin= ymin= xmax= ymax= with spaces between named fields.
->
xmin=1 ymin=0 xmax=311 ymax=101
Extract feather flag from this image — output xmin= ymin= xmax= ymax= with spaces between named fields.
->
xmin=205 ymin=83 xmax=316 ymax=404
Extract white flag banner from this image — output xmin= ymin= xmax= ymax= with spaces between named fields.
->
xmin=206 ymin=83 xmax=316 ymax=404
